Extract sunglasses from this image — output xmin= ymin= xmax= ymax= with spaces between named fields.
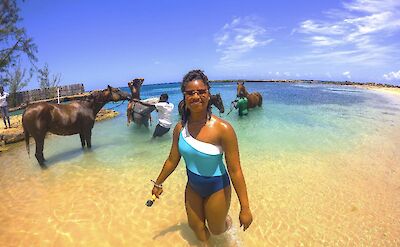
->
xmin=184 ymin=89 xmax=208 ymax=97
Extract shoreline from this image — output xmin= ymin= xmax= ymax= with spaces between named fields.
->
xmin=210 ymin=79 xmax=400 ymax=96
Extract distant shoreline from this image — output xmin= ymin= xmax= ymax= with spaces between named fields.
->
xmin=209 ymin=79 xmax=400 ymax=88
xmin=209 ymin=79 xmax=400 ymax=96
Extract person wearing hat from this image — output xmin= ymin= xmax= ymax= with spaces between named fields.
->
xmin=0 ymin=86 xmax=11 ymax=129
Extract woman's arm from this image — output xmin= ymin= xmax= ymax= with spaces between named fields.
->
xmin=152 ymin=122 xmax=183 ymax=197
xmin=220 ymin=121 xmax=253 ymax=230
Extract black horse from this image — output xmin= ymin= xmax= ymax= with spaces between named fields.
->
xmin=22 ymin=86 xmax=130 ymax=168
xmin=178 ymin=93 xmax=225 ymax=115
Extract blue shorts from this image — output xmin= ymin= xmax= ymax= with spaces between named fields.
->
xmin=187 ymin=169 xmax=230 ymax=198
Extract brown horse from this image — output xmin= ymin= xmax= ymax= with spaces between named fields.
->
xmin=22 ymin=86 xmax=130 ymax=168
xmin=126 ymin=78 xmax=155 ymax=127
xmin=237 ymin=82 xmax=263 ymax=108
xmin=178 ymin=93 xmax=225 ymax=115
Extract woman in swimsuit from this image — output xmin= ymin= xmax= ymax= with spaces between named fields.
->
xmin=151 ymin=70 xmax=253 ymax=242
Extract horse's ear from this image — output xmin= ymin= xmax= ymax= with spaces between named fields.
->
xmin=107 ymin=85 xmax=112 ymax=92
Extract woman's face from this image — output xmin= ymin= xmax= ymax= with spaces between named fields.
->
xmin=183 ymin=79 xmax=210 ymax=113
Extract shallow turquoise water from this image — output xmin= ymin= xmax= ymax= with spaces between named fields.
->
xmin=33 ymin=82 xmax=400 ymax=168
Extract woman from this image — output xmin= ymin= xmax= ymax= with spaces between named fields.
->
xmin=151 ymin=70 xmax=253 ymax=242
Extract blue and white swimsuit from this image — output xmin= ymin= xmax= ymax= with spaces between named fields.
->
xmin=178 ymin=124 xmax=230 ymax=198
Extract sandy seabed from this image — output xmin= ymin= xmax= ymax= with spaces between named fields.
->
xmin=0 ymin=128 xmax=399 ymax=247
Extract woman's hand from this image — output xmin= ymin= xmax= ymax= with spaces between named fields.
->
xmin=152 ymin=186 xmax=163 ymax=198
xmin=239 ymin=208 xmax=253 ymax=231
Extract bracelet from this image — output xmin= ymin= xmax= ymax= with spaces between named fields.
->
xmin=151 ymin=179 xmax=163 ymax=189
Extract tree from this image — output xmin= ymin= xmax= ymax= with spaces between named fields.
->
xmin=0 ymin=0 xmax=37 ymax=75
xmin=4 ymin=62 xmax=31 ymax=106
xmin=37 ymin=63 xmax=61 ymax=89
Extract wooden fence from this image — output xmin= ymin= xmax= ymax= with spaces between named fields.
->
xmin=8 ymin=83 xmax=85 ymax=107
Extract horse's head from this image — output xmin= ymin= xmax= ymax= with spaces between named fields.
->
xmin=128 ymin=78 xmax=144 ymax=99
xmin=106 ymin=85 xmax=131 ymax=102
xmin=237 ymin=82 xmax=247 ymax=98
xmin=211 ymin=93 xmax=225 ymax=113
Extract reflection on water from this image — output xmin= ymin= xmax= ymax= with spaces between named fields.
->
xmin=1 ymin=83 xmax=400 ymax=246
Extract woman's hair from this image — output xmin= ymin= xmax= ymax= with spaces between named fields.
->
xmin=181 ymin=69 xmax=212 ymax=125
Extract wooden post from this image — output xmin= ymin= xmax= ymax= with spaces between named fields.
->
xmin=57 ymin=87 xmax=60 ymax=104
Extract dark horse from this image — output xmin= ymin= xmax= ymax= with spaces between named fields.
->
xmin=126 ymin=78 xmax=155 ymax=127
xmin=22 ymin=86 xmax=130 ymax=168
xmin=237 ymin=82 xmax=263 ymax=108
xmin=178 ymin=93 xmax=225 ymax=115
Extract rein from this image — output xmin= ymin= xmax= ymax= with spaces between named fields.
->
xmin=226 ymin=100 xmax=237 ymax=116
xmin=108 ymin=100 xmax=126 ymax=110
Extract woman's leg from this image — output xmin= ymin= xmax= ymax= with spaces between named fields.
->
xmin=185 ymin=184 xmax=210 ymax=242
xmin=204 ymin=186 xmax=232 ymax=235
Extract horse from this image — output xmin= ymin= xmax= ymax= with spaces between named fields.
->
xmin=22 ymin=86 xmax=130 ymax=168
xmin=236 ymin=82 xmax=263 ymax=108
xmin=126 ymin=78 xmax=155 ymax=127
xmin=178 ymin=93 xmax=225 ymax=115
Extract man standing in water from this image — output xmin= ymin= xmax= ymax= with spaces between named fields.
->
xmin=0 ymin=86 xmax=11 ymax=129
xmin=233 ymin=96 xmax=249 ymax=116
xmin=134 ymin=93 xmax=174 ymax=137
xmin=152 ymin=93 xmax=174 ymax=138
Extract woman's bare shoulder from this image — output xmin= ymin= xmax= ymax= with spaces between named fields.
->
xmin=211 ymin=115 xmax=235 ymax=133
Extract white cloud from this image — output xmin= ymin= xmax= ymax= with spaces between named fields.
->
xmin=215 ymin=17 xmax=273 ymax=65
xmin=383 ymin=70 xmax=400 ymax=80
xmin=295 ymin=0 xmax=400 ymax=65
xmin=343 ymin=71 xmax=351 ymax=78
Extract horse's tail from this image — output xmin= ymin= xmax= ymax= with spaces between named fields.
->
xmin=257 ymin=93 xmax=263 ymax=106
xmin=22 ymin=112 xmax=30 ymax=157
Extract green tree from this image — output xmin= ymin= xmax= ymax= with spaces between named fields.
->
xmin=0 ymin=0 xmax=37 ymax=77
xmin=37 ymin=63 xmax=61 ymax=89
xmin=4 ymin=62 xmax=31 ymax=106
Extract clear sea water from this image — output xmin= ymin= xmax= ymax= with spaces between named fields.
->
xmin=1 ymin=82 xmax=399 ymax=246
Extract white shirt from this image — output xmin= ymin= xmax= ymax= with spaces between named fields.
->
xmin=0 ymin=92 xmax=9 ymax=107
xmin=155 ymin=102 xmax=174 ymax=128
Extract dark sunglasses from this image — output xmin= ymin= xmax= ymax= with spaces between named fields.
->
xmin=184 ymin=89 xmax=208 ymax=96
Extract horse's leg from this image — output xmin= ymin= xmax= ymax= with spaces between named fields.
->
xmin=79 ymin=132 xmax=86 ymax=148
xmin=143 ymin=117 xmax=149 ymax=128
xmin=85 ymin=129 xmax=93 ymax=148
xmin=127 ymin=102 xmax=133 ymax=126
xmin=34 ymin=133 xmax=46 ymax=169
xmin=257 ymin=93 xmax=263 ymax=107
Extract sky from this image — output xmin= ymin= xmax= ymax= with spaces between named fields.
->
xmin=18 ymin=0 xmax=400 ymax=90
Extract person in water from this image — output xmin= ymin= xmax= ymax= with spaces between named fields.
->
xmin=233 ymin=96 xmax=249 ymax=116
xmin=153 ymin=93 xmax=174 ymax=138
xmin=132 ymin=93 xmax=174 ymax=138
xmin=0 ymin=86 xmax=11 ymax=129
xmin=150 ymin=70 xmax=253 ymax=242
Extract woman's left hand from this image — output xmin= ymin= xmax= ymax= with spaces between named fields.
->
xmin=239 ymin=208 xmax=253 ymax=231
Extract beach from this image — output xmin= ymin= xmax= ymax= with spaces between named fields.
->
xmin=0 ymin=82 xmax=399 ymax=246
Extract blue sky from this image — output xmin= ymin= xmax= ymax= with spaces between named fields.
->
xmin=19 ymin=0 xmax=400 ymax=90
